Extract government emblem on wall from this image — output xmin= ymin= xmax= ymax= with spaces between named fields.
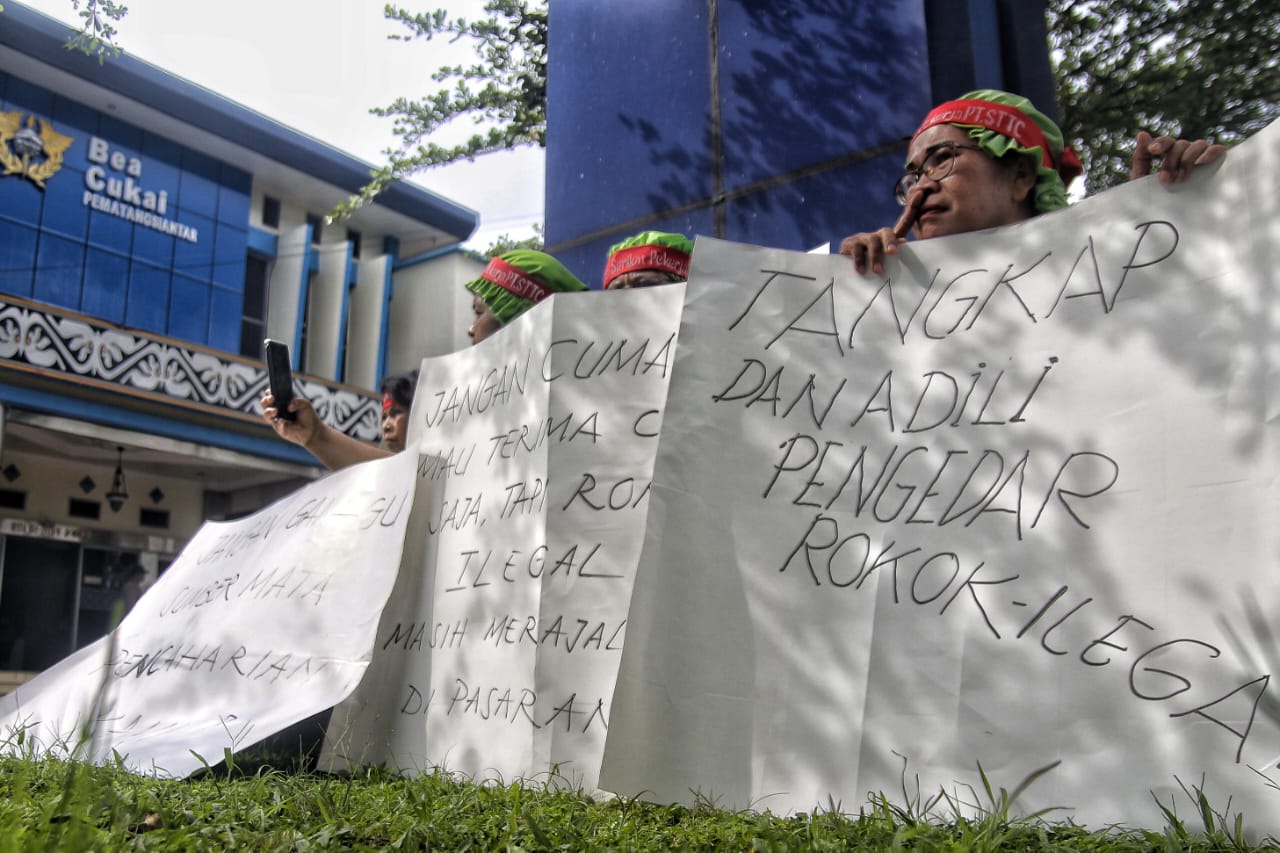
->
xmin=0 ymin=111 xmax=73 ymax=189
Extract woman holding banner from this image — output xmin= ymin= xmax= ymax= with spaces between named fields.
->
xmin=839 ymin=89 xmax=1225 ymax=275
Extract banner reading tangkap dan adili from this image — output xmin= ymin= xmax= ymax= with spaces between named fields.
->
xmin=602 ymin=122 xmax=1280 ymax=831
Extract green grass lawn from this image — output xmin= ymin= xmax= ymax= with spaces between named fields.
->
xmin=0 ymin=751 xmax=1275 ymax=852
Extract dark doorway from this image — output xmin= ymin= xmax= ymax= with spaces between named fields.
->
xmin=0 ymin=537 xmax=80 ymax=671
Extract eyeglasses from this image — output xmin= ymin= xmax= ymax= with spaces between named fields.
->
xmin=894 ymin=141 xmax=986 ymax=205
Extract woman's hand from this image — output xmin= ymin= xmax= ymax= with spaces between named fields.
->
xmin=1131 ymin=131 xmax=1226 ymax=186
xmin=260 ymin=392 xmax=321 ymax=449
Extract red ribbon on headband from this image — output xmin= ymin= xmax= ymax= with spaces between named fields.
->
xmin=914 ymin=98 xmax=1082 ymax=186
xmin=604 ymin=245 xmax=691 ymax=286
xmin=481 ymin=257 xmax=555 ymax=303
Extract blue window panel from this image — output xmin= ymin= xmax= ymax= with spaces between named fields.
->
xmin=0 ymin=219 xmax=38 ymax=298
xmin=51 ymin=163 xmax=88 ymax=196
xmin=52 ymin=95 xmax=98 ymax=133
xmin=217 ymin=167 xmax=252 ymax=224
xmin=132 ymin=223 xmax=174 ymax=267
xmin=168 ymin=274 xmax=210 ymax=345
xmin=172 ymin=211 xmax=214 ymax=280
xmin=207 ymin=283 xmax=243 ymax=351
xmin=148 ymin=182 xmax=183 ymax=220
xmin=2 ymin=77 xmax=55 ymax=118
xmin=142 ymin=131 xmax=182 ymax=163
xmin=86 ymin=201 xmax=134 ymax=252
xmin=96 ymin=115 xmax=143 ymax=152
xmin=177 ymin=168 xmax=218 ymax=218
xmin=124 ymin=263 xmax=170 ymax=333
xmin=138 ymin=134 xmax=182 ymax=208
xmin=183 ymin=148 xmax=221 ymax=182
xmin=211 ymin=256 xmax=245 ymax=293
xmin=177 ymin=150 xmax=220 ymax=218
xmin=51 ymin=96 xmax=100 ymax=166
xmin=139 ymin=167 xmax=182 ymax=212
xmin=39 ymin=171 xmax=90 ymax=240
xmin=33 ymin=233 xmax=85 ymax=309
xmin=81 ymin=248 xmax=130 ymax=324
xmin=0 ymin=176 xmax=44 ymax=227
xmin=213 ymin=222 xmax=247 ymax=273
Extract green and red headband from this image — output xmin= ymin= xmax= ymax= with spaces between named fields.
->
xmin=604 ymin=245 xmax=691 ymax=286
xmin=913 ymin=97 xmax=1083 ymax=190
xmin=479 ymin=256 xmax=557 ymax=303
xmin=465 ymin=250 xmax=587 ymax=326
xmin=602 ymin=231 xmax=695 ymax=288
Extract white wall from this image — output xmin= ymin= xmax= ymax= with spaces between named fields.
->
xmin=265 ymin=225 xmax=310 ymax=356
xmin=385 ymin=251 xmax=485 ymax=375
xmin=306 ymin=242 xmax=353 ymax=379
xmin=247 ymin=186 xmax=480 ymax=389
xmin=248 ymin=187 xmax=319 ymax=236
xmin=0 ymin=449 xmax=203 ymax=545
xmin=346 ymin=254 xmax=389 ymax=390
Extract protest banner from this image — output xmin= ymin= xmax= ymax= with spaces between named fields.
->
xmin=323 ymin=284 xmax=683 ymax=791
xmin=601 ymin=121 xmax=1280 ymax=830
xmin=0 ymin=453 xmax=416 ymax=777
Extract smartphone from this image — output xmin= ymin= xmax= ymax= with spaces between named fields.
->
xmin=264 ymin=338 xmax=297 ymax=421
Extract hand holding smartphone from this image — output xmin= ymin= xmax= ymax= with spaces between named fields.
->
xmin=264 ymin=338 xmax=297 ymax=422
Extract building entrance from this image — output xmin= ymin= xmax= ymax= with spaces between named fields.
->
xmin=0 ymin=536 xmax=79 ymax=671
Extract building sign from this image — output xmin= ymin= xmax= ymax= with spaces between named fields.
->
xmin=81 ymin=136 xmax=200 ymax=244
xmin=0 ymin=517 xmax=82 ymax=543
xmin=0 ymin=110 xmax=72 ymax=189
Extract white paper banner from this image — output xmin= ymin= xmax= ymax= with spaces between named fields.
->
xmin=0 ymin=453 xmax=416 ymax=777
xmin=602 ymin=121 xmax=1280 ymax=830
xmin=324 ymin=284 xmax=683 ymax=791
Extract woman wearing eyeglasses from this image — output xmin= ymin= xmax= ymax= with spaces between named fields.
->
xmin=839 ymin=89 xmax=1224 ymax=275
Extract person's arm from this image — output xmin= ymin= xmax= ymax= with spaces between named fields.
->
xmin=260 ymin=393 xmax=393 ymax=471
xmin=1131 ymin=131 xmax=1227 ymax=185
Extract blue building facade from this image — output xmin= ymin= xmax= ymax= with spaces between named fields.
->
xmin=0 ymin=2 xmax=483 ymax=680
xmin=1 ymin=79 xmax=253 ymax=348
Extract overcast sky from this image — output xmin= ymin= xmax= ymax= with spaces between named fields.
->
xmin=21 ymin=0 xmax=545 ymax=250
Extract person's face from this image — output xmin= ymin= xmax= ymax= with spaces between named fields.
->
xmin=381 ymin=402 xmax=409 ymax=453
xmin=607 ymin=270 xmax=682 ymax=289
xmin=903 ymin=124 xmax=1035 ymax=240
xmin=468 ymin=296 xmax=502 ymax=345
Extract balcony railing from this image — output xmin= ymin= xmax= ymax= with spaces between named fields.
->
xmin=0 ymin=294 xmax=380 ymax=442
